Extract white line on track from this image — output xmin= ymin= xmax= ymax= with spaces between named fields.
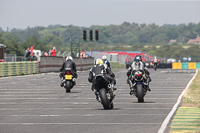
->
xmin=0 ymin=93 xmax=179 ymax=97
xmin=0 ymin=123 xmax=162 ymax=125
xmin=0 ymin=114 xmax=167 ymax=117
xmin=0 ymin=102 xmax=175 ymax=105
xmin=0 ymin=108 xmax=171 ymax=110
xmin=0 ymin=97 xmax=177 ymax=99
xmin=0 ymin=88 xmax=186 ymax=91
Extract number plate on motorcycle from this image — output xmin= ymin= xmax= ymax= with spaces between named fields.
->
xmin=65 ymin=75 xmax=72 ymax=80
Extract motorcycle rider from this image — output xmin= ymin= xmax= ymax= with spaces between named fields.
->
xmin=152 ymin=56 xmax=159 ymax=66
xmin=127 ymin=55 xmax=151 ymax=95
xmin=102 ymin=55 xmax=110 ymax=68
xmin=88 ymin=59 xmax=116 ymax=100
xmin=59 ymin=56 xmax=78 ymax=87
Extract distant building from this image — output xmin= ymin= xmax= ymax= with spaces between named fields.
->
xmin=169 ymin=39 xmax=177 ymax=44
xmin=187 ymin=35 xmax=200 ymax=44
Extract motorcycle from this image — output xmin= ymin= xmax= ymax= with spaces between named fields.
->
xmin=92 ymin=74 xmax=115 ymax=110
xmin=129 ymin=70 xmax=148 ymax=102
xmin=153 ymin=63 xmax=158 ymax=71
xmin=62 ymin=68 xmax=76 ymax=93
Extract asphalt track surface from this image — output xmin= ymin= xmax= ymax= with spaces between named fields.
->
xmin=0 ymin=69 xmax=196 ymax=133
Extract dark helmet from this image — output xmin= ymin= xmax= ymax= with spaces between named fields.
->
xmin=134 ymin=55 xmax=142 ymax=62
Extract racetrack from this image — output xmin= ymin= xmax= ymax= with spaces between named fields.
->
xmin=0 ymin=69 xmax=196 ymax=133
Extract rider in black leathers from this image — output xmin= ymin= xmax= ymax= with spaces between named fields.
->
xmin=59 ymin=56 xmax=78 ymax=87
xmin=127 ymin=55 xmax=151 ymax=94
xmin=88 ymin=59 xmax=116 ymax=100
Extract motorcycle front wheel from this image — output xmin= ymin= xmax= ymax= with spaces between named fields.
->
xmin=136 ymin=84 xmax=144 ymax=102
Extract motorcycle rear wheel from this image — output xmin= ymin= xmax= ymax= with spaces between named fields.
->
xmin=65 ymin=81 xmax=71 ymax=93
xmin=99 ymin=88 xmax=113 ymax=110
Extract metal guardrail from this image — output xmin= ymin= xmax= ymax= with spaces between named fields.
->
xmin=0 ymin=61 xmax=38 ymax=77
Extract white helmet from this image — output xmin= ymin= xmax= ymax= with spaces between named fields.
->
xmin=66 ymin=56 xmax=73 ymax=61
xmin=102 ymin=55 xmax=107 ymax=60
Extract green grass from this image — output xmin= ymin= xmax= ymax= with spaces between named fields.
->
xmin=110 ymin=61 xmax=126 ymax=69
xmin=182 ymin=69 xmax=200 ymax=107
xmin=170 ymin=69 xmax=200 ymax=133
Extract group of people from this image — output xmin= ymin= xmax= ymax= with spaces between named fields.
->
xmin=59 ymin=55 xmax=154 ymax=98
xmin=44 ymin=47 xmax=57 ymax=56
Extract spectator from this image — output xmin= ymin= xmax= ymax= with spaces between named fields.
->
xmin=25 ymin=48 xmax=31 ymax=57
xmin=72 ymin=51 xmax=75 ymax=57
xmin=48 ymin=49 xmax=52 ymax=56
xmin=51 ymin=47 xmax=57 ymax=56
xmin=80 ymin=50 xmax=83 ymax=58
xmin=44 ymin=52 xmax=48 ymax=56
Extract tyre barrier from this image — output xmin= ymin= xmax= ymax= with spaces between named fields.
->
xmin=0 ymin=61 xmax=38 ymax=77
xmin=172 ymin=62 xmax=200 ymax=69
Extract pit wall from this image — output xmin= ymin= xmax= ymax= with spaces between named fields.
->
xmin=0 ymin=56 xmax=94 ymax=77
xmin=39 ymin=56 xmax=94 ymax=73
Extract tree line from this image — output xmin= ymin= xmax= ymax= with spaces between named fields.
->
xmin=0 ymin=22 xmax=200 ymax=61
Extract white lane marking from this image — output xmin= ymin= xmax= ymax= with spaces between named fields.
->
xmin=0 ymin=94 xmax=180 ymax=97
xmin=0 ymin=114 xmax=167 ymax=117
xmin=0 ymin=108 xmax=171 ymax=110
xmin=157 ymin=69 xmax=198 ymax=133
xmin=0 ymin=123 xmax=161 ymax=125
xmin=0 ymin=97 xmax=177 ymax=99
xmin=0 ymin=88 xmax=185 ymax=91
xmin=0 ymin=102 xmax=174 ymax=105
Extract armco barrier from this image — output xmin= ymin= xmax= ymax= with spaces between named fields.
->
xmin=39 ymin=56 xmax=94 ymax=73
xmin=157 ymin=63 xmax=172 ymax=68
xmin=0 ymin=61 xmax=38 ymax=77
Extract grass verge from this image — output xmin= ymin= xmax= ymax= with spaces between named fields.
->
xmin=170 ymin=69 xmax=200 ymax=133
xmin=182 ymin=69 xmax=200 ymax=107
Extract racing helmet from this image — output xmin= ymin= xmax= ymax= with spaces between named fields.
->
xmin=66 ymin=56 xmax=73 ymax=61
xmin=95 ymin=59 xmax=104 ymax=65
xmin=102 ymin=55 xmax=107 ymax=60
xmin=134 ymin=55 xmax=142 ymax=62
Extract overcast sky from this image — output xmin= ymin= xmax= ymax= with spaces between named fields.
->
xmin=0 ymin=0 xmax=200 ymax=30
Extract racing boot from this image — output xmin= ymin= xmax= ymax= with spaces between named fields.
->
xmin=60 ymin=79 xmax=65 ymax=87
xmin=91 ymin=84 xmax=95 ymax=91
xmin=94 ymin=89 xmax=100 ymax=102
xmin=72 ymin=78 xmax=76 ymax=85
xmin=146 ymin=77 xmax=151 ymax=91
xmin=111 ymin=83 xmax=117 ymax=91
xmin=147 ymin=85 xmax=151 ymax=91
xmin=129 ymin=86 xmax=135 ymax=95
